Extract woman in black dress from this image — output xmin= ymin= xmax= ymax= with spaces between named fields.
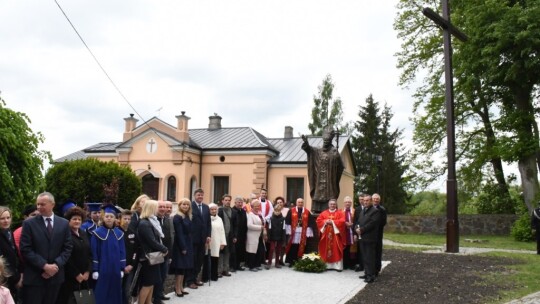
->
xmin=57 ymin=206 xmax=92 ymax=304
xmin=137 ymin=200 xmax=168 ymax=304
xmin=169 ymin=198 xmax=193 ymax=297
xmin=0 ymin=206 xmax=21 ymax=301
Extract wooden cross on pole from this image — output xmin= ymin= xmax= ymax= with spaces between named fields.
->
xmin=423 ymin=1 xmax=468 ymax=253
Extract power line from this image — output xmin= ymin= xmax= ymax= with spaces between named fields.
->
xmin=53 ymin=0 xmax=174 ymax=147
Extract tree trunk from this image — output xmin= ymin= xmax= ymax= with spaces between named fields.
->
xmin=478 ymin=98 xmax=512 ymax=204
xmin=513 ymin=87 xmax=540 ymax=213
xmin=518 ymin=155 xmax=539 ymax=213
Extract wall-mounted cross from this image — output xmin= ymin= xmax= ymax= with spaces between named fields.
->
xmin=423 ymin=1 xmax=468 ymax=253
xmin=148 ymin=138 xmax=156 ymax=153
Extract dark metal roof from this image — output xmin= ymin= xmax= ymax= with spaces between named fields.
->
xmin=83 ymin=142 xmax=121 ymax=153
xmin=54 ymin=149 xmax=88 ymax=163
xmin=267 ymin=135 xmax=350 ymax=163
xmin=189 ymin=127 xmax=278 ymax=152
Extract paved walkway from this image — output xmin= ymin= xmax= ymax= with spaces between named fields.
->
xmin=164 ymin=261 xmax=391 ymax=304
xmin=383 ymin=239 xmax=537 ymax=255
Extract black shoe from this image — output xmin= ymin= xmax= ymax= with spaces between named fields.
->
xmin=359 ymin=275 xmax=367 ymax=279
xmin=364 ymin=277 xmax=375 ymax=283
xmin=175 ymin=293 xmax=184 ymax=298
xmin=236 ymin=267 xmax=245 ymax=271
xmin=182 ymin=291 xmax=189 ymax=295
xmin=160 ymin=295 xmax=171 ymax=300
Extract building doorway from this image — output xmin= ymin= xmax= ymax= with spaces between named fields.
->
xmin=142 ymin=174 xmax=159 ymax=200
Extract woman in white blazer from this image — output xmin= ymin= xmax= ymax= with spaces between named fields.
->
xmin=246 ymin=200 xmax=266 ymax=271
xmin=202 ymin=203 xmax=227 ymax=282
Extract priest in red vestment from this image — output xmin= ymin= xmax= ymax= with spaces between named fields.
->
xmin=316 ymin=199 xmax=346 ymax=271
xmin=285 ymin=198 xmax=314 ymax=267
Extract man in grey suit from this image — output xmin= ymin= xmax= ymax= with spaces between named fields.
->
xmin=20 ymin=192 xmax=73 ymax=304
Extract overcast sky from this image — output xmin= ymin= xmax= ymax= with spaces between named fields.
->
xmin=0 ymin=1 xmax=417 ymax=174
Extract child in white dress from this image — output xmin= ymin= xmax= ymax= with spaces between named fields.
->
xmin=0 ymin=257 xmax=14 ymax=304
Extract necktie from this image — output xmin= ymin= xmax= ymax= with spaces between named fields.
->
xmin=46 ymin=218 xmax=53 ymax=235
xmin=199 ymin=204 xmax=203 ymax=213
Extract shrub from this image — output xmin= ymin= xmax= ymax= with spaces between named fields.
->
xmin=45 ymin=158 xmax=141 ymax=209
xmin=511 ymin=212 xmax=534 ymax=242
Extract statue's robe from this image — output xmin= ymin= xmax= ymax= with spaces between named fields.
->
xmin=302 ymin=142 xmax=345 ymax=203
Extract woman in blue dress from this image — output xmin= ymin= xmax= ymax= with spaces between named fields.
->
xmin=169 ymin=198 xmax=194 ymax=297
xmin=91 ymin=205 xmax=126 ymax=304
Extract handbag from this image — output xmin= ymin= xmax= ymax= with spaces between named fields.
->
xmin=145 ymin=251 xmax=165 ymax=265
xmin=71 ymin=282 xmax=96 ymax=304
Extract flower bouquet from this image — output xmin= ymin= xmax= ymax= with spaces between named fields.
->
xmin=293 ymin=252 xmax=326 ymax=273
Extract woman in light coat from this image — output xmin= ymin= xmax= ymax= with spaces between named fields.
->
xmin=246 ymin=200 xmax=266 ymax=271
xmin=202 ymin=203 xmax=227 ymax=281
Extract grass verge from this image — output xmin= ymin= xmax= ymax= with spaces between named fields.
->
xmin=479 ymin=252 xmax=540 ymax=303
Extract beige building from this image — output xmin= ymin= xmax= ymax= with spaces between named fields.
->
xmin=57 ymin=113 xmax=357 ymax=210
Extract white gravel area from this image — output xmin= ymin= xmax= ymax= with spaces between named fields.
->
xmin=164 ymin=261 xmax=390 ymax=304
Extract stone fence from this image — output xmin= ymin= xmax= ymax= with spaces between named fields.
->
xmin=385 ymin=214 xmax=519 ymax=235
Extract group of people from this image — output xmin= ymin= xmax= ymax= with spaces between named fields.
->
xmin=0 ymin=188 xmax=387 ymax=304
xmin=314 ymin=193 xmax=387 ymax=283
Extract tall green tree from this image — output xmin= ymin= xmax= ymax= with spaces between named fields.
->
xmin=45 ymin=158 xmax=142 ymax=209
xmin=308 ymin=74 xmax=349 ymax=135
xmin=351 ymin=94 xmax=408 ymax=213
xmin=0 ymin=96 xmax=50 ymax=218
xmin=395 ymin=0 xmax=540 ymax=212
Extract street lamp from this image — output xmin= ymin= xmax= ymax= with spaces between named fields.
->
xmin=375 ymin=155 xmax=382 ymax=193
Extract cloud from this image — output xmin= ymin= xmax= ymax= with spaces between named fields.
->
xmin=0 ymin=0 xmax=416 ymax=164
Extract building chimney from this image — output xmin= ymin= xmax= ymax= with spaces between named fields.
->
xmin=175 ymin=111 xmax=190 ymax=143
xmin=208 ymin=113 xmax=222 ymax=130
xmin=284 ymin=126 xmax=293 ymax=139
xmin=123 ymin=113 xmax=138 ymax=141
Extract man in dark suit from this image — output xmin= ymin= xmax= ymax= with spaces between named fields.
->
xmin=187 ymin=188 xmax=211 ymax=289
xmin=373 ymin=193 xmax=387 ymax=274
xmin=231 ymin=196 xmax=248 ymax=271
xmin=531 ymin=204 xmax=540 ymax=254
xmin=20 ymin=192 xmax=73 ymax=304
xmin=356 ymin=194 xmax=381 ymax=283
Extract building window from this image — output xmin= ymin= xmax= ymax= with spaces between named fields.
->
xmin=167 ymin=176 xmax=177 ymax=202
xmin=286 ymin=177 xmax=304 ymax=206
xmin=213 ymin=176 xmax=229 ymax=204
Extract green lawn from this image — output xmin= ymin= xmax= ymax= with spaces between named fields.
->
xmin=384 ymin=232 xmax=536 ymax=251
xmin=481 ymin=252 xmax=540 ymax=303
